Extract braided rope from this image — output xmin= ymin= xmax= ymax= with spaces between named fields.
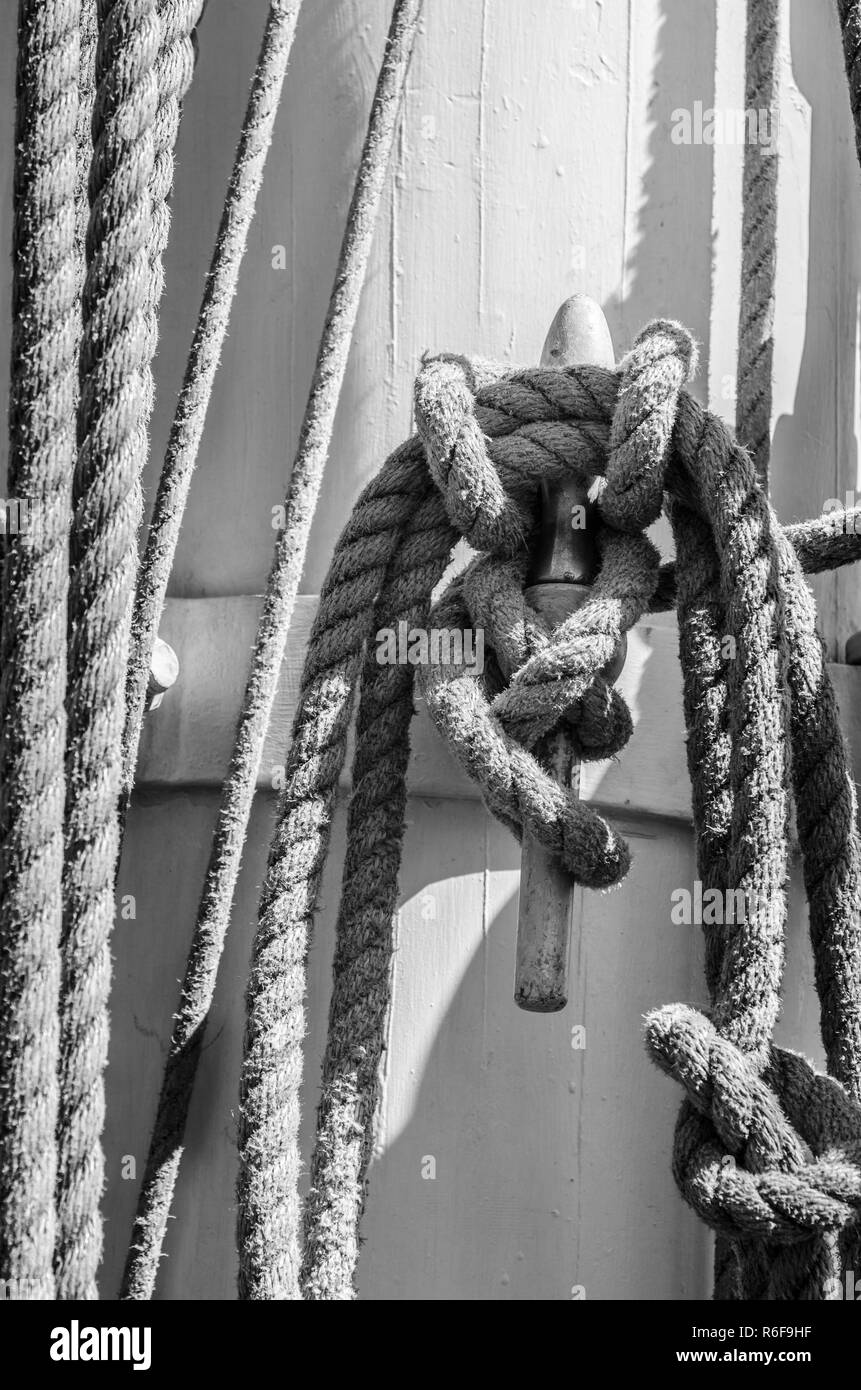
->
xmin=57 ymin=0 xmax=161 ymax=1300
xmin=0 ymin=0 xmax=82 ymax=1301
xmin=735 ymin=0 xmax=780 ymax=484
xmin=242 ymin=318 xmax=861 ymax=1299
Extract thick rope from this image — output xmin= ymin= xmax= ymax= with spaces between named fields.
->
xmin=57 ymin=0 xmax=161 ymax=1300
xmin=234 ymin=0 xmax=424 ymax=1302
xmin=238 ymin=358 xmax=613 ymax=1299
xmin=145 ymin=0 xmax=204 ymax=387
xmin=0 ymin=0 xmax=82 ymax=1301
xmin=735 ymin=0 xmax=780 ymax=484
xmin=122 ymin=0 xmax=422 ymax=1302
xmin=121 ymin=0 xmax=302 ymax=811
xmin=120 ymin=0 xmax=303 ymax=1302
xmin=245 ymin=321 xmax=861 ymax=1299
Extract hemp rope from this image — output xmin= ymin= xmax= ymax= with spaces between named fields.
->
xmin=714 ymin=0 xmax=782 ymax=1294
xmin=122 ymin=0 xmax=422 ymax=1301
xmin=121 ymin=0 xmax=303 ymax=815
xmin=144 ymin=0 xmax=204 ymax=403
xmin=0 ymin=0 xmax=82 ymax=1301
xmin=735 ymin=0 xmax=780 ymax=485
xmin=57 ymin=0 xmax=162 ymax=1300
xmin=245 ymin=322 xmax=861 ymax=1300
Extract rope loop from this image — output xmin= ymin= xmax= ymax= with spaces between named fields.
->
xmin=410 ymin=318 xmax=861 ymax=1298
xmin=646 ymin=1006 xmax=861 ymax=1248
xmin=414 ymin=320 xmax=695 ymax=890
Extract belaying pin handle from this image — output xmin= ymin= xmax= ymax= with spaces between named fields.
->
xmin=514 ymin=294 xmax=626 ymax=1012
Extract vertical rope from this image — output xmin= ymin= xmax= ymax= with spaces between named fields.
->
xmin=715 ymin=0 xmax=782 ymax=1291
xmin=735 ymin=0 xmax=780 ymax=484
xmin=0 ymin=0 xmax=82 ymax=1302
xmin=299 ymin=492 xmax=450 ymax=1300
xmin=238 ymin=450 xmax=443 ymax=1300
xmin=120 ymin=0 xmax=305 ymax=1301
xmin=56 ymin=0 xmax=161 ymax=1300
xmin=121 ymin=0 xmax=303 ymax=811
xmin=143 ymin=0 xmax=205 ymax=411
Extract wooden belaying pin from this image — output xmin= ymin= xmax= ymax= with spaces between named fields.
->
xmin=514 ymin=294 xmax=623 ymax=1012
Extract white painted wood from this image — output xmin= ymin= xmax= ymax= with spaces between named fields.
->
xmin=1 ymin=0 xmax=859 ymax=1301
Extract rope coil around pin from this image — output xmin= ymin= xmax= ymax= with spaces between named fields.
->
xmin=243 ymin=317 xmax=861 ymax=1299
xmin=411 ymin=319 xmax=861 ymax=1301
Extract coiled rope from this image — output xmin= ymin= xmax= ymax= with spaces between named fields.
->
xmin=0 ymin=0 xmax=83 ymax=1302
xmin=245 ymin=320 xmax=861 ymax=1299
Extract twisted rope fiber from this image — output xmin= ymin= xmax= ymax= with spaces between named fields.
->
xmin=58 ymin=0 xmax=162 ymax=1300
xmin=636 ymin=336 xmax=861 ymax=1298
xmin=234 ymin=0 xmax=425 ymax=1302
xmin=717 ymin=0 xmax=782 ymax=1294
xmin=122 ymin=0 xmax=422 ymax=1302
xmin=0 ymin=0 xmax=83 ymax=1301
xmin=247 ymin=319 xmax=861 ymax=1299
xmin=736 ymin=0 xmax=779 ymax=485
xmin=240 ymin=356 xmax=614 ymax=1299
xmin=144 ymin=0 xmax=204 ymax=386
xmin=121 ymin=0 xmax=303 ymax=813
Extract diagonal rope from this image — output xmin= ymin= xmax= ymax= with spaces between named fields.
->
xmin=121 ymin=0 xmax=303 ymax=810
xmin=233 ymin=1 xmax=425 ymax=1300
xmin=0 ymin=0 xmax=83 ymax=1302
xmin=122 ymin=0 xmax=423 ymax=1302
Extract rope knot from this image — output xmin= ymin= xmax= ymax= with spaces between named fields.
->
xmin=413 ymin=320 xmax=695 ymax=889
xmin=645 ymin=1005 xmax=861 ymax=1296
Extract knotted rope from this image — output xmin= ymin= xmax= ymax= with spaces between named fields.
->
xmin=242 ymin=318 xmax=861 ymax=1299
xmin=0 ymin=0 xmax=84 ymax=1301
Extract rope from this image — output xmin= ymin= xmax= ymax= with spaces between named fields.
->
xmin=735 ymin=0 xmax=780 ymax=485
xmin=122 ymin=0 xmax=422 ymax=1302
xmin=245 ymin=322 xmax=861 ymax=1299
xmin=122 ymin=0 xmax=303 ymax=812
xmin=838 ymin=0 xmax=861 ymax=172
xmin=120 ymin=0 xmax=303 ymax=1302
xmin=143 ymin=1 xmax=205 ymax=412
xmin=57 ymin=0 xmax=162 ymax=1300
xmin=0 ymin=0 xmax=83 ymax=1302
xmin=231 ymin=0 xmax=424 ymax=1302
